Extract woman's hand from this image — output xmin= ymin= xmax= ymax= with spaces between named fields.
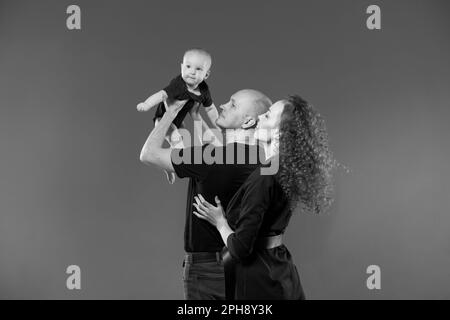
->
xmin=193 ymin=194 xmax=225 ymax=228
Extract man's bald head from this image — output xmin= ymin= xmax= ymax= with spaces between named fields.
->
xmin=235 ymin=89 xmax=272 ymax=119
xmin=216 ymin=89 xmax=272 ymax=129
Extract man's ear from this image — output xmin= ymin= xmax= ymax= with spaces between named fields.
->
xmin=241 ymin=116 xmax=256 ymax=129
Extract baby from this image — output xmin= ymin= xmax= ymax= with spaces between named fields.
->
xmin=137 ymin=48 xmax=219 ymax=183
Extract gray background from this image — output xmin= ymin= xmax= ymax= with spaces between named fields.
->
xmin=1 ymin=0 xmax=449 ymax=299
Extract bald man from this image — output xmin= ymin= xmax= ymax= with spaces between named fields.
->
xmin=140 ymin=89 xmax=272 ymax=300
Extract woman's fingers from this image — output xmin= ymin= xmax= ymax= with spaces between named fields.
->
xmin=197 ymin=194 xmax=212 ymax=208
xmin=193 ymin=197 xmax=201 ymax=208
xmin=194 ymin=211 xmax=213 ymax=225
xmin=193 ymin=203 xmax=207 ymax=215
xmin=194 ymin=196 xmax=206 ymax=211
xmin=214 ymin=196 xmax=222 ymax=207
xmin=193 ymin=211 xmax=207 ymax=221
xmin=195 ymin=195 xmax=210 ymax=211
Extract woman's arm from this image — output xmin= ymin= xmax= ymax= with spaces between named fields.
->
xmin=217 ymin=219 xmax=234 ymax=246
xmin=193 ymin=195 xmax=233 ymax=245
xmin=193 ymin=175 xmax=273 ymax=261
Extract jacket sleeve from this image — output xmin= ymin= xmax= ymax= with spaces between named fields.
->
xmin=226 ymin=175 xmax=274 ymax=261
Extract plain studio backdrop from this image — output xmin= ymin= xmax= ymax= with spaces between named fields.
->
xmin=1 ymin=0 xmax=449 ymax=299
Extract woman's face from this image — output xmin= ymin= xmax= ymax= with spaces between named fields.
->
xmin=255 ymin=100 xmax=285 ymax=142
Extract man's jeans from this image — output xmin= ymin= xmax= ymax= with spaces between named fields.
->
xmin=182 ymin=252 xmax=225 ymax=300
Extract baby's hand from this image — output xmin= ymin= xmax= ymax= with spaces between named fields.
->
xmin=137 ymin=102 xmax=150 ymax=112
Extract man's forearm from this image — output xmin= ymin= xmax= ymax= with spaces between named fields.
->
xmin=140 ymin=110 xmax=176 ymax=161
xmin=206 ymin=106 xmax=220 ymax=129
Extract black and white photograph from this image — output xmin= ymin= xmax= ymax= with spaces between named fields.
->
xmin=1 ymin=0 xmax=449 ymax=306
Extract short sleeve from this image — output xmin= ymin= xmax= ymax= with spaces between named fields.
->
xmin=170 ymin=145 xmax=212 ymax=180
xmin=226 ymin=174 xmax=274 ymax=261
xmin=163 ymin=75 xmax=186 ymax=100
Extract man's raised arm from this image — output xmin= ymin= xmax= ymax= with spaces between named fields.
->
xmin=139 ymin=100 xmax=187 ymax=172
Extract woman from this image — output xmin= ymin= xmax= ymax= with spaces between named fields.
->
xmin=193 ymin=95 xmax=335 ymax=300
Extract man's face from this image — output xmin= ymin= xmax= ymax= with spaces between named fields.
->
xmin=216 ymin=91 xmax=256 ymax=129
xmin=180 ymin=52 xmax=210 ymax=88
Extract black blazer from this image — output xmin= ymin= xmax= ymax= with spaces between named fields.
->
xmin=225 ymin=168 xmax=305 ymax=300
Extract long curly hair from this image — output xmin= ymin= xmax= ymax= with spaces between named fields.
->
xmin=275 ymin=95 xmax=336 ymax=214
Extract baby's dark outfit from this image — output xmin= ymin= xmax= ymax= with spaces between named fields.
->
xmin=153 ymin=74 xmax=213 ymax=128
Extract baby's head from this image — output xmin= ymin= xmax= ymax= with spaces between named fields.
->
xmin=180 ymin=48 xmax=212 ymax=88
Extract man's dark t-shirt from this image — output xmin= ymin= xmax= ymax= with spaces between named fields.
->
xmin=153 ymin=74 xmax=213 ymax=128
xmin=171 ymin=143 xmax=263 ymax=252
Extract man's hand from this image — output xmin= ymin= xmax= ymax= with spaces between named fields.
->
xmin=189 ymin=102 xmax=202 ymax=121
xmin=139 ymin=98 xmax=188 ymax=172
xmin=165 ymin=99 xmax=188 ymax=117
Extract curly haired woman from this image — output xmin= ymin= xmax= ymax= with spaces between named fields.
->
xmin=193 ymin=95 xmax=336 ymax=300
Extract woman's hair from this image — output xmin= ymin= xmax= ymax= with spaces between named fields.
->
xmin=275 ymin=95 xmax=336 ymax=214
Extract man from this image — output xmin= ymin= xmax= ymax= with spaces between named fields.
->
xmin=140 ymin=89 xmax=272 ymax=299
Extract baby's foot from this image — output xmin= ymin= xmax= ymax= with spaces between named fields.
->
xmin=137 ymin=102 xmax=150 ymax=112
xmin=165 ymin=170 xmax=176 ymax=184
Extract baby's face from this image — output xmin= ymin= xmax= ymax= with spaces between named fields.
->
xmin=180 ymin=52 xmax=211 ymax=88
